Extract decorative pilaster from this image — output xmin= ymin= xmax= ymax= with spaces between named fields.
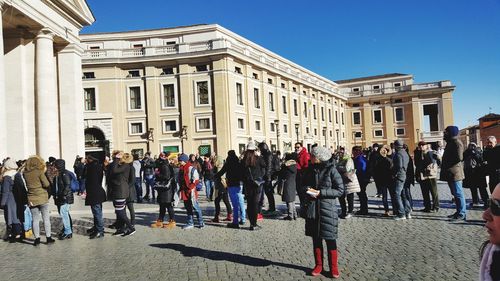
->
xmin=0 ymin=4 xmax=7 ymax=158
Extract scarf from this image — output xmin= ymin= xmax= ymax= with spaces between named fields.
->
xmin=480 ymin=243 xmax=500 ymax=281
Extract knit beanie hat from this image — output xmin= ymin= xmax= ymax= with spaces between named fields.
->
xmin=178 ymin=153 xmax=189 ymax=162
xmin=311 ymin=146 xmax=332 ymax=162
xmin=445 ymin=126 xmax=459 ymax=137
xmin=3 ymin=158 xmax=17 ymax=170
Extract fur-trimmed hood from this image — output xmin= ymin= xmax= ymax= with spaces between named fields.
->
xmin=25 ymin=155 xmax=46 ymax=172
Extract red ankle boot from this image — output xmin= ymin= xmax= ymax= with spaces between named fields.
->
xmin=328 ymin=249 xmax=340 ymax=278
xmin=223 ymin=213 xmax=232 ymax=222
xmin=311 ymin=247 xmax=323 ymax=276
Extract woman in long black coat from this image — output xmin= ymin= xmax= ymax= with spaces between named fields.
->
xmin=302 ymin=146 xmax=345 ymax=278
xmin=373 ymin=145 xmax=394 ymax=216
xmin=84 ymin=155 xmax=107 ymax=239
xmin=463 ymin=143 xmax=489 ymax=208
xmin=151 ymin=153 xmax=176 ymax=228
xmin=108 ymin=152 xmax=134 ymax=236
xmin=279 ymin=153 xmax=297 ymax=220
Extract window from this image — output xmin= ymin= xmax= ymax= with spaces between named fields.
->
xmin=128 ymin=70 xmax=140 ymax=77
xmin=292 ymin=87 xmax=297 ymax=92
xmin=293 ymin=99 xmax=298 ymax=116
xmin=197 ymin=117 xmax=211 ymax=131
xmin=335 ymin=111 xmax=338 ymax=124
xmin=306 ymin=127 xmax=310 ymax=134
xmin=196 ymin=81 xmax=209 ymax=105
xmin=83 ymin=72 xmax=95 ymax=79
xmin=129 ymin=86 xmax=142 ymax=110
xmin=166 ymin=41 xmax=176 ymax=45
xmin=395 ymin=107 xmax=404 ymax=122
xmin=304 ymin=102 xmax=308 ymax=117
xmin=133 ymin=44 xmax=143 ymax=48
xmin=255 ymin=120 xmax=261 ymax=131
xmin=131 ymin=149 xmax=144 ymax=158
xmin=236 ymin=83 xmax=243 ymax=106
xmin=84 ymin=88 xmax=96 ymax=111
xmin=314 ymin=128 xmax=317 ymax=136
xmin=89 ymin=46 xmax=100 ymax=50
xmin=238 ymin=118 xmax=244 ymax=129
xmin=270 ymin=122 xmax=275 ymax=132
xmin=268 ymin=92 xmax=274 ymax=111
xmin=394 ymin=82 xmax=401 ymax=87
xmin=320 ymin=97 xmax=323 ymax=101
xmin=354 ymin=131 xmax=362 ymax=138
xmin=313 ymin=105 xmax=317 ymax=120
xmin=161 ymin=67 xmax=174 ymax=75
xmin=374 ymin=129 xmax=383 ymax=138
xmin=373 ymin=101 xmax=380 ymax=105
xmin=321 ymin=107 xmax=325 ymax=121
xmin=373 ymin=109 xmax=382 ymax=124
xmin=353 ymin=88 xmax=360 ymax=92
xmin=162 ymin=84 xmax=176 ymax=108
xmin=394 ymin=99 xmax=403 ymax=103
xmin=396 ymin=128 xmax=405 ymax=136
xmin=281 ymin=83 xmax=286 ymax=89
xmin=129 ymin=121 xmax=144 ymax=135
xmin=196 ymin=65 xmax=208 ymax=72
xmin=235 ymin=67 xmax=242 ymax=74
xmin=161 ymin=146 xmax=179 ymax=153
xmin=353 ymin=103 xmax=360 ymax=107
xmin=163 ymin=120 xmax=177 ymax=132
xmin=341 ymin=112 xmax=345 ymax=125
xmin=268 ymin=78 xmax=273 ymax=84
xmin=353 ymin=112 xmax=361 ymax=125
xmin=282 ymin=96 xmax=287 ymax=114
xmin=328 ymin=109 xmax=332 ymax=122
xmin=283 ymin=124 xmax=288 ymax=133
xmin=373 ymin=85 xmax=380 ymax=90
xmin=252 ymin=73 xmax=258 ymax=79
xmin=254 ymin=88 xmax=260 ymax=109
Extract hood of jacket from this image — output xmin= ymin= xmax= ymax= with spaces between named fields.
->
xmin=54 ymin=159 xmax=66 ymax=172
xmin=25 ymin=156 xmax=46 ymax=172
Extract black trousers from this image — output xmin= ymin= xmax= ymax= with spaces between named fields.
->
xmin=159 ymin=202 xmax=175 ymax=221
xmin=470 ymin=187 xmax=490 ymax=205
xmin=127 ymin=202 xmax=135 ymax=226
xmin=339 ymin=193 xmax=354 ymax=215
xmin=264 ymin=182 xmax=276 ymax=212
xmin=246 ymin=183 xmax=263 ymax=227
xmin=313 ymin=237 xmax=337 ymax=250
xmin=357 ymin=180 xmax=369 ymax=212
xmin=214 ymin=190 xmax=232 ymax=217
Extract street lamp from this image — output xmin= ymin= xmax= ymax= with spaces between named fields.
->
xmin=274 ymin=119 xmax=280 ymax=151
xmin=294 ymin=123 xmax=300 ymax=144
xmin=416 ymin=128 xmax=420 ymax=141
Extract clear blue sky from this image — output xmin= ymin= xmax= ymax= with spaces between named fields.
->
xmin=83 ymin=0 xmax=500 ymax=129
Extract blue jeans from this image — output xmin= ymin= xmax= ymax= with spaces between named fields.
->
xmin=394 ymin=180 xmax=411 ymax=217
xmin=380 ymin=185 xmax=390 ymax=211
xmin=205 ymin=179 xmax=214 ymax=200
xmin=78 ymin=178 xmax=86 ymax=193
xmin=145 ymin=175 xmax=155 ymax=198
xmin=58 ymin=203 xmax=72 ymax=235
xmin=135 ymin=177 xmax=143 ymax=201
xmin=448 ymin=180 xmax=466 ymax=217
xmin=184 ymin=190 xmax=204 ymax=226
xmin=91 ymin=204 xmax=104 ymax=234
xmin=228 ymin=185 xmax=246 ymax=224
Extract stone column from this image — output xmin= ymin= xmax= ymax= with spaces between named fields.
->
xmin=0 ymin=3 xmax=7 ymax=158
xmin=35 ymin=28 xmax=60 ymax=159
xmin=57 ymin=44 xmax=85 ymax=161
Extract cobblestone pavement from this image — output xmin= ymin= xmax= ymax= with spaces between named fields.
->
xmin=0 ymin=182 xmax=488 ymax=281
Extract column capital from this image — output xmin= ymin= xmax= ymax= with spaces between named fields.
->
xmin=58 ymin=43 xmax=84 ymax=56
xmin=36 ymin=28 xmax=55 ymax=41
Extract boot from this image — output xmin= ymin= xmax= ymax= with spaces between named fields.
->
xmin=222 ymin=213 xmax=232 ymax=222
xmin=328 ymin=249 xmax=340 ymax=278
xmin=211 ymin=217 xmax=220 ymax=223
xmin=311 ymin=247 xmax=323 ymax=276
xmin=163 ymin=220 xmax=176 ymax=229
xmin=150 ymin=219 xmax=163 ymax=228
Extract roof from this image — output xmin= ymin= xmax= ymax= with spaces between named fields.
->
xmin=334 ymin=73 xmax=409 ymax=84
xmin=478 ymin=113 xmax=500 ymax=121
xmin=81 ymin=24 xmax=209 ymax=36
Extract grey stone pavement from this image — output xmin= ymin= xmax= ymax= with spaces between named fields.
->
xmin=0 ymin=181 xmax=488 ymax=281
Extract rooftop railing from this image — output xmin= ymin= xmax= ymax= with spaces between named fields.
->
xmin=347 ymin=82 xmax=451 ymax=97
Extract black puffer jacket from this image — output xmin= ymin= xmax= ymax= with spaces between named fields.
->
xmin=258 ymin=143 xmax=273 ymax=182
xmin=108 ymin=161 xmax=130 ymax=200
xmin=51 ymin=159 xmax=74 ymax=205
xmin=302 ymin=159 xmax=345 ymax=240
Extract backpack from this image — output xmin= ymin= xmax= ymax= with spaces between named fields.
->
xmin=190 ymin=167 xmax=203 ymax=191
xmin=65 ymin=170 xmax=80 ymax=193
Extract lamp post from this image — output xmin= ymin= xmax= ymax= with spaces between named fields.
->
xmin=294 ymin=123 xmax=300 ymax=144
xmin=416 ymin=128 xmax=420 ymax=141
xmin=274 ymin=119 xmax=280 ymax=151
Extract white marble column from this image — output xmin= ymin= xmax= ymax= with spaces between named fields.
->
xmin=57 ymin=43 xmax=85 ymax=161
xmin=35 ymin=28 xmax=60 ymax=159
xmin=0 ymin=3 xmax=7 ymax=158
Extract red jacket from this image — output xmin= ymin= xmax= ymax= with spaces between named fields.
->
xmin=180 ymin=162 xmax=199 ymax=201
xmin=297 ymin=148 xmax=310 ymax=171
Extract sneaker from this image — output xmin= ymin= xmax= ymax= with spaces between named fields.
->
xmin=197 ymin=224 xmax=205 ymax=229
xmin=89 ymin=232 xmax=104 ymax=239
xmin=282 ymin=216 xmax=293 ymax=221
xmin=112 ymin=229 xmax=125 ymax=236
xmin=447 ymin=212 xmax=458 ymax=218
xmin=345 ymin=213 xmax=353 ymax=219
xmin=86 ymin=227 xmax=97 ymax=234
xmin=249 ymin=225 xmax=262 ymax=231
xmin=33 ymin=238 xmax=41 ymax=246
xmin=239 ymin=221 xmax=245 ymax=225
xmin=122 ymin=228 xmax=136 ymax=237
xmin=355 ymin=210 xmax=368 ymax=216
xmin=383 ymin=211 xmax=390 ymax=217
xmin=406 ymin=213 xmax=412 ymax=219
xmin=151 ymin=220 xmax=163 ymax=228
xmin=257 ymin=213 xmax=264 ymax=221
xmin=394 ymin=216 xmax=406 ymax=221
xmin=182 ymin=224 xmax=194 ymax=230
xmin=449 ymin=214 xmax=466 ymax=221
xmin=59 ymin=233 xmax=73 ymax=240
xmin=211 ymin=217 xmax=220 ymax=223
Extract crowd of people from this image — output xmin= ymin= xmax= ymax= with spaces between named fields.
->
xmin=1 ymin=125 xmax=499 ymax=279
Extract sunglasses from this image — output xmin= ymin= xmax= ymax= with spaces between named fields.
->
xmin=490 ymin=198 xmax=500 ymax=216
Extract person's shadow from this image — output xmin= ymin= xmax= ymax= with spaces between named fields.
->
xmin=150 ymin=243 xmax=309 ymax=272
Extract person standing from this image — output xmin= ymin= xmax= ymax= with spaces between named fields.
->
xmin=367 ymin=143 xmax=382 ymax=197
xmin=303 ymin=146 xmax=345 ymax=278
xmin=392 ymin=140 xmax=410 ymax=220
xmin=258 ymin=142 xmax=276 ymax=216
xmin=353 ymin=146 xmax=369 ymax=215
xmin=479 ymin=183 xmax=500 ymax=281
xmin=440 ymin=126 xmax=466 ymax=220
xmin=202 ymin=154 xmax=215 ymax=201
xmin=484 ymin=136 xmax=500 ymax=194
xmin=212 ymin=155 xmax=233 ymax=223
xmin=108 ymin=151 xmax=135 ymax=236
xmin=51 ymin=159 xmax=74 ymax=240
xmin=1 ymin=159 xmax=23 ymax=242
xmin=279 ymin=153 xmax=297 ymax=220
xmin=374 ymin=145 xmax=394 ymax=216
xmin=336 ymin=147 xmax=360 ymax=219
xmin=295 ymin=142 xmax=311 ymax=217
xmin=242 ymin=142 xmax=266 ymax=231
xmin=403 ymin=144 xmax=415 ymax=210
xmin=463 ymin=143 xmax=489 ymax=209
xmin=24 ymin=156 xmax=54 ymax=246
xmin=142 ymin=153 xmax=156 ymax=202
xmin=215 ymin=150 xmax=245 ymax=229
xmin=85 ymin=155 xmax=107 ymax=239
xmin=123 ymin=153 xmax=136 ymax=227
xmin=132 ymin=154 xmax=143 ymax=203
xmin=178 ymin=153 xmax=204 ymax=230
xmin=414 ymin=141 xmax=440 ymax=212
xmin=151 ymin=152 xmax=176 ymax=229
xmin=73 ymin=156 xmax=86 ymax=197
